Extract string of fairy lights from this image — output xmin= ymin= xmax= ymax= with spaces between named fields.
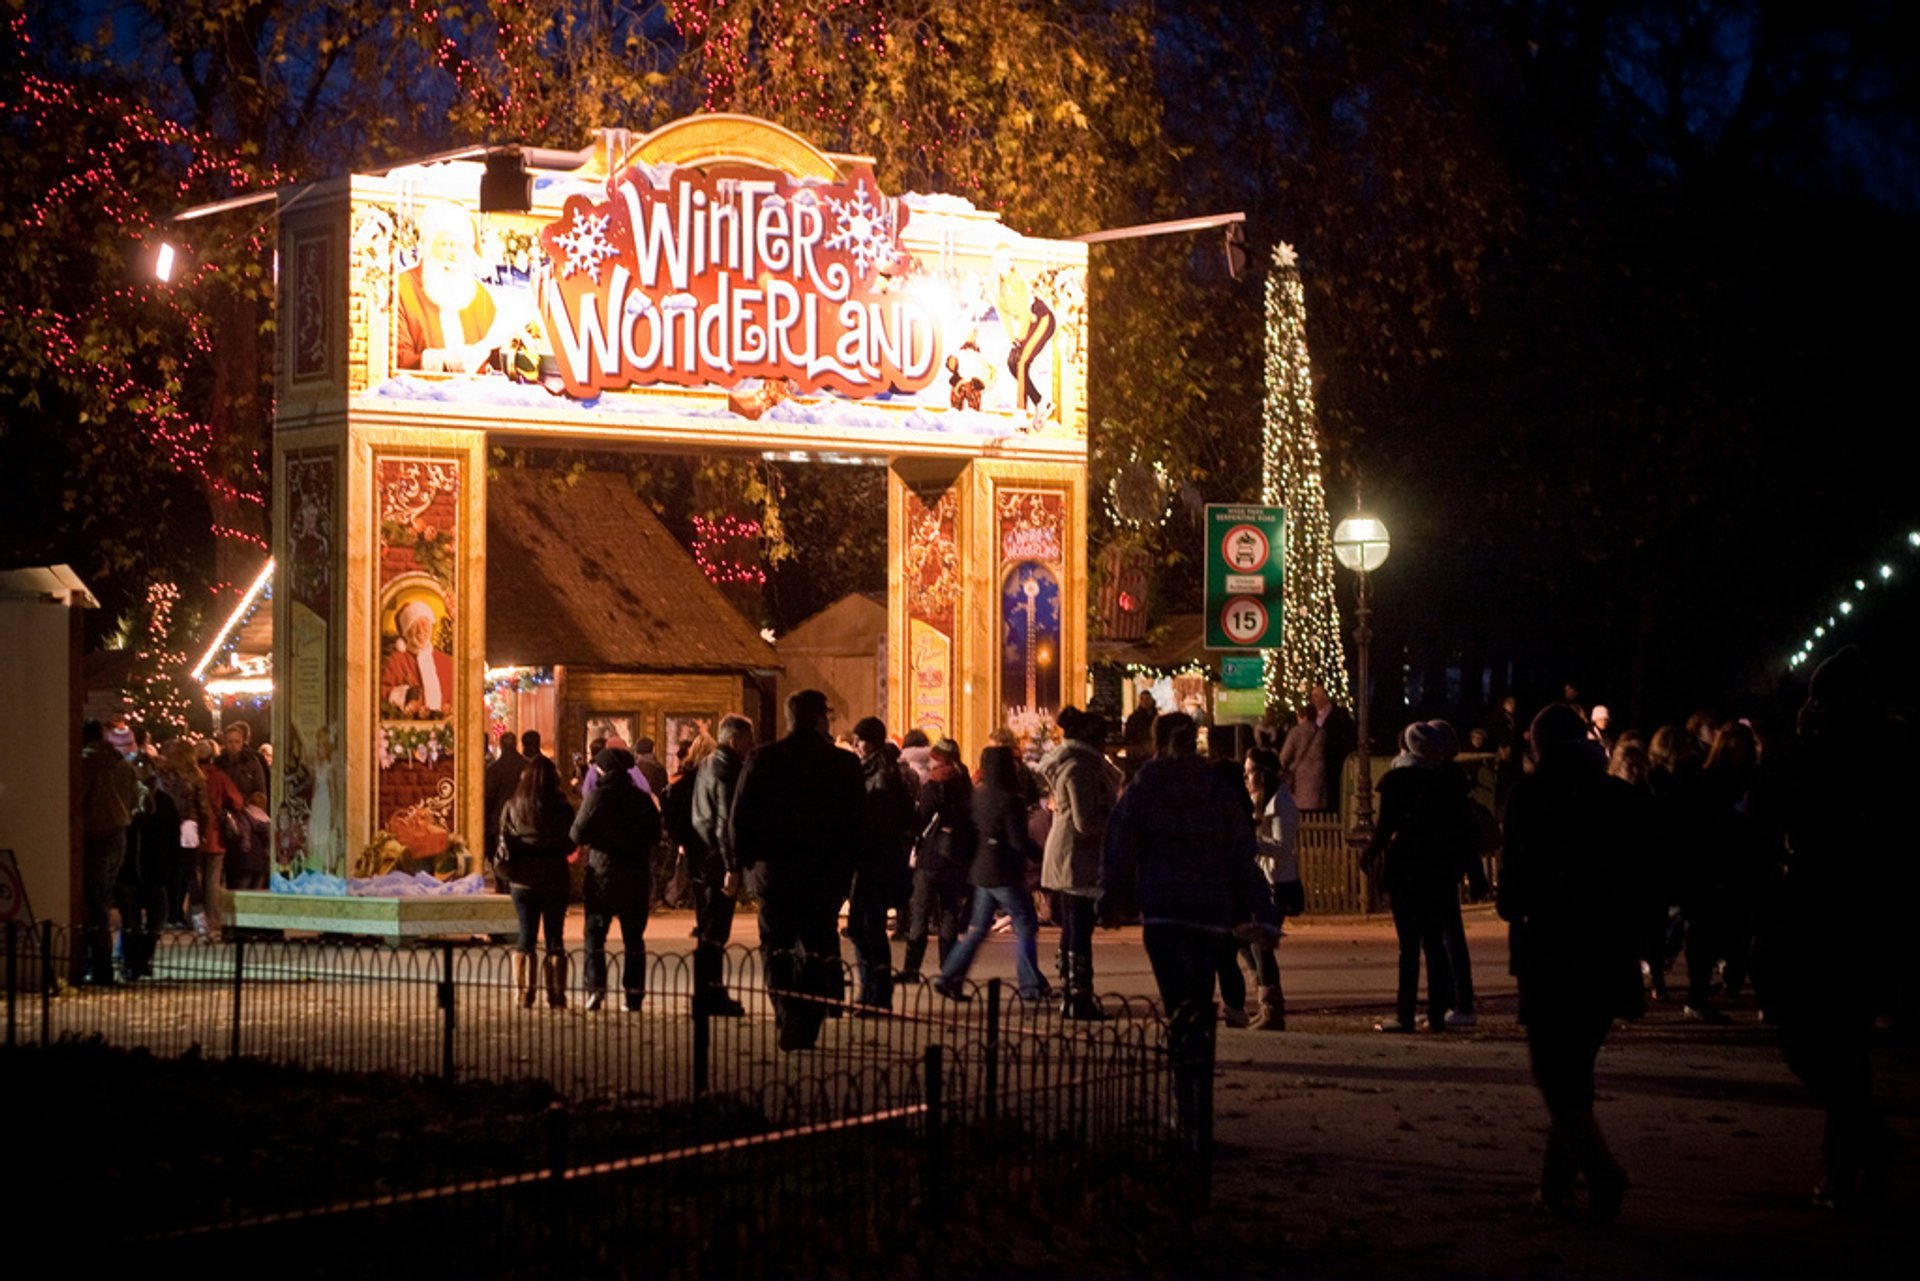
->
xmin=6 ymin=12 xmax=275 ymax=589
xmin=1260 ymin=245 xmax=1351 ymax=712
xmin=1783 ymin=530 xmax=1919 ymax=672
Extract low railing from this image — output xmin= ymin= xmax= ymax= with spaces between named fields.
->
xmin=3 ymin=920 xmax=1207 ymax=1274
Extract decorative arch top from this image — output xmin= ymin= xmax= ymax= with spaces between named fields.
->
xmin=620 ymin=114 xmax=854 ymax=182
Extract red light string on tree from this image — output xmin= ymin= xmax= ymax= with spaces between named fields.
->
xmin=690 ymin=514 xmax=769 ymax=586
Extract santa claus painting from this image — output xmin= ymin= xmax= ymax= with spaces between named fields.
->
xmin=396 ymin=203 xmax=522 ymax=373
xmin=382 ymin=599 xmax=454 ymax=718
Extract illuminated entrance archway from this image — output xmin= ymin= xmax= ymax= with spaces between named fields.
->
xmin=258 ymin=116 xmax=1089 ymax=931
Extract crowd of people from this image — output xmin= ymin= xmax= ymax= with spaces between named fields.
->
xmin=76 ymin=649 xmax=1905 ymax=1218
xmin=77 ymin=717 xmax=273 ymax=984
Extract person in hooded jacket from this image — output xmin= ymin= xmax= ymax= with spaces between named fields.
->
xmin=1039 ymin=708 xmax=1119 ymax=1020
xmin=1364 ymin=720 xmax=1473 ymax=1032
xmin=932 ymin=744 xmax=1049 ymax=1002
xmin=570 ymin=746 xmax=661 ymax=1011
xmin=1498 ymin=703 xmax=1643 ymax=1223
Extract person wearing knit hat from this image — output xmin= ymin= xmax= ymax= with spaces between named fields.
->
xmin=1362 ymin=719 xmax=1473 ymax=1034
xmin=570 ymin=745 xmax=662 ymax=1011
xmin=1496 ymin=700 xmax=1642 ymax=1222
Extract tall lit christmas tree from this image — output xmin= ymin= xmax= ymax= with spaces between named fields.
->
xmin=1262 ymin=244 xmax=1350 ymax=712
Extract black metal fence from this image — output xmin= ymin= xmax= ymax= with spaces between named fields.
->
xmin=3 ymin=922 xmax=1210 ymax=1277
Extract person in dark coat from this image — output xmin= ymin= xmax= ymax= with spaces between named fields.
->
xmin=850 ymin=716 xmax=915 ymax=1010
xmin=1498 ymin=703 xmax=1643 ymax=1223
xmin=687 ymin=714 xmax=754 ymax=1017
xmin=499 ymin=754 xmax=575 ymax=1008
xmin=1363 ymin=721 xmax=1472 ymax=1032
xmin=1763 ymin=646 xmax=1905 ymax=1210
xmin=1102 ymin=712 xmax=1275 ymax=1137
xmin=730 ymin=689 xmax=864 ymax=1050
xmin=570 ymin=746 xmax=661 ymax=1012
xmin=896 ymin=737 xmax=975 ymax=982
xmin=483 ymin=730 xmax=527 ymax=889
xmin=118 ymin=752 xmax=177 ymax=980
xmin=931 ymin=745 xmax=1049 ymax=1001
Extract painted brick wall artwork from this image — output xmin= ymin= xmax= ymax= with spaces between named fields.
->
xmin=368 ymin=455 xmax=463 ymax=876
xmin=997 ymin=490 xmax=1065 ymax=745
xmin=905 ymin=487 xmax=958 ymax=737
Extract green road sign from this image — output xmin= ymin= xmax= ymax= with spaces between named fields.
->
xmin=1220 ymin=654 xmax=1265 ymax=689
xmin=1205 ymin=504 xmax=1285 ymax=650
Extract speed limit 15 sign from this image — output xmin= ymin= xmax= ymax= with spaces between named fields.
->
xmin=1204 ymin=504 xmax=1285 ymax=651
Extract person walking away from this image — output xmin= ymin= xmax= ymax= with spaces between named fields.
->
xmin=932 ymin=745 xmax=1049 ymax=1002
xmin=1039 ymin=708 xmax=1119 ymax=1020
xmin=79 ymin=720 xmax=140 ymax=984
xmin=499 ymin=754 xmax=575 ymax=1007
xmin=1700 ymin=721 xmax=1772 ymax=1003
xmin=1762 ymin=646 xmax=1905 ymax=1209
xmin=483 ymin=730 xmax=527 ymax=891
xmin=571 ymin=746 xmax=660 ymax=1011
xmin=156 ymin=739 xmax=212 ymax=935
xmin=194 ymin=738 xmax=243 ymax=938
xmin=1209 ymin=756 xmax=1259 ymax=1026
xmin=119 ymin=749 xmax=180 ymax=979
xmin=731 ymin=689 xmax=864 ymax=1051
xmin=1427 ymin=721 xmax=1482 ymax=1028
xmin=1276 ymin=705 xmax=1327 ymax=811
xmin=850 ymin=716 xmax=915 ymax=1010
xmin=687 ymin=716 xmax=754 ymax=1017
xmin=1608 ymin=737 xmax=1669 ymax=1000
xmin=1499 ymin=704 xmax=1645 ymax=1222
xmin=1103 ymin=712 xmax=1275 ymax=1136
xmin=1244 ymin=747 xmax=1302 ymax=1031
xmin=1363 ymin=721 xmax=1471 ymax=1032
xmin=896 ymin=738 xmax=975 ymax=983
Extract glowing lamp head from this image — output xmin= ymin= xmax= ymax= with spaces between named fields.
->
xmin=1332 ymin=515 xmax=1391 ymax=572
xmin=154 ymin=242 xmax=177 ymax=283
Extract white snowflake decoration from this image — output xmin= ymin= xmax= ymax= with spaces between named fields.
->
xmin=553 ymin=207 xmax=619 ymax=282
xmin=824 ymin=181 xmax=899 ymax=277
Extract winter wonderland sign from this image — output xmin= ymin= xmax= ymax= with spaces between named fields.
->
xmin=318 ymin=117 xmax=1091 ymax=452
xmin=538 ymin=163 xmax=938 ymax=400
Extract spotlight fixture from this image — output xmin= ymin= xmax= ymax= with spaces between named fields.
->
xmin=479 ymin=148 xmax=532 ymax=213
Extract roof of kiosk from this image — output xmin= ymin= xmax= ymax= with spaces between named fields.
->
xmin=485 ymin=468 xmax=779 ymax=673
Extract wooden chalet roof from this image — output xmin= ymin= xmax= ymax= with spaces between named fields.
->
xmin=486 ymin=469 xmax=780 ymax=673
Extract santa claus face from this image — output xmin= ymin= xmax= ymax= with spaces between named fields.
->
xmin=403 ymin=612 xmax=435 ymax=650
xmin=419 ymin=215 xmax=483 ymax=312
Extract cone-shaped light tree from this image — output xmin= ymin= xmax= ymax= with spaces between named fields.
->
xmin=1262 ymin=244 xmax=1350 ymax=712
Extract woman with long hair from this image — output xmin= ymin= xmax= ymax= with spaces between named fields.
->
xmin=1243 ymin=746 xmax=1300 ymax=1030
xmin=500 ymin=754 xmax=576 ymax=1008
xmin=931 ymin=744 xmax=1048 ymax=1002
xmin=897 ymin=738 xmax=974 ymax=983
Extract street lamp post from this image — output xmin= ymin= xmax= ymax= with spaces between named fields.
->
xmin=1331 ymin=515 xmax=1390 ymax=845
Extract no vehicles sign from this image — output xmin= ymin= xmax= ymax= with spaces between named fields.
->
xmin=1205 ymin=504 xmax=1284 ymax=651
